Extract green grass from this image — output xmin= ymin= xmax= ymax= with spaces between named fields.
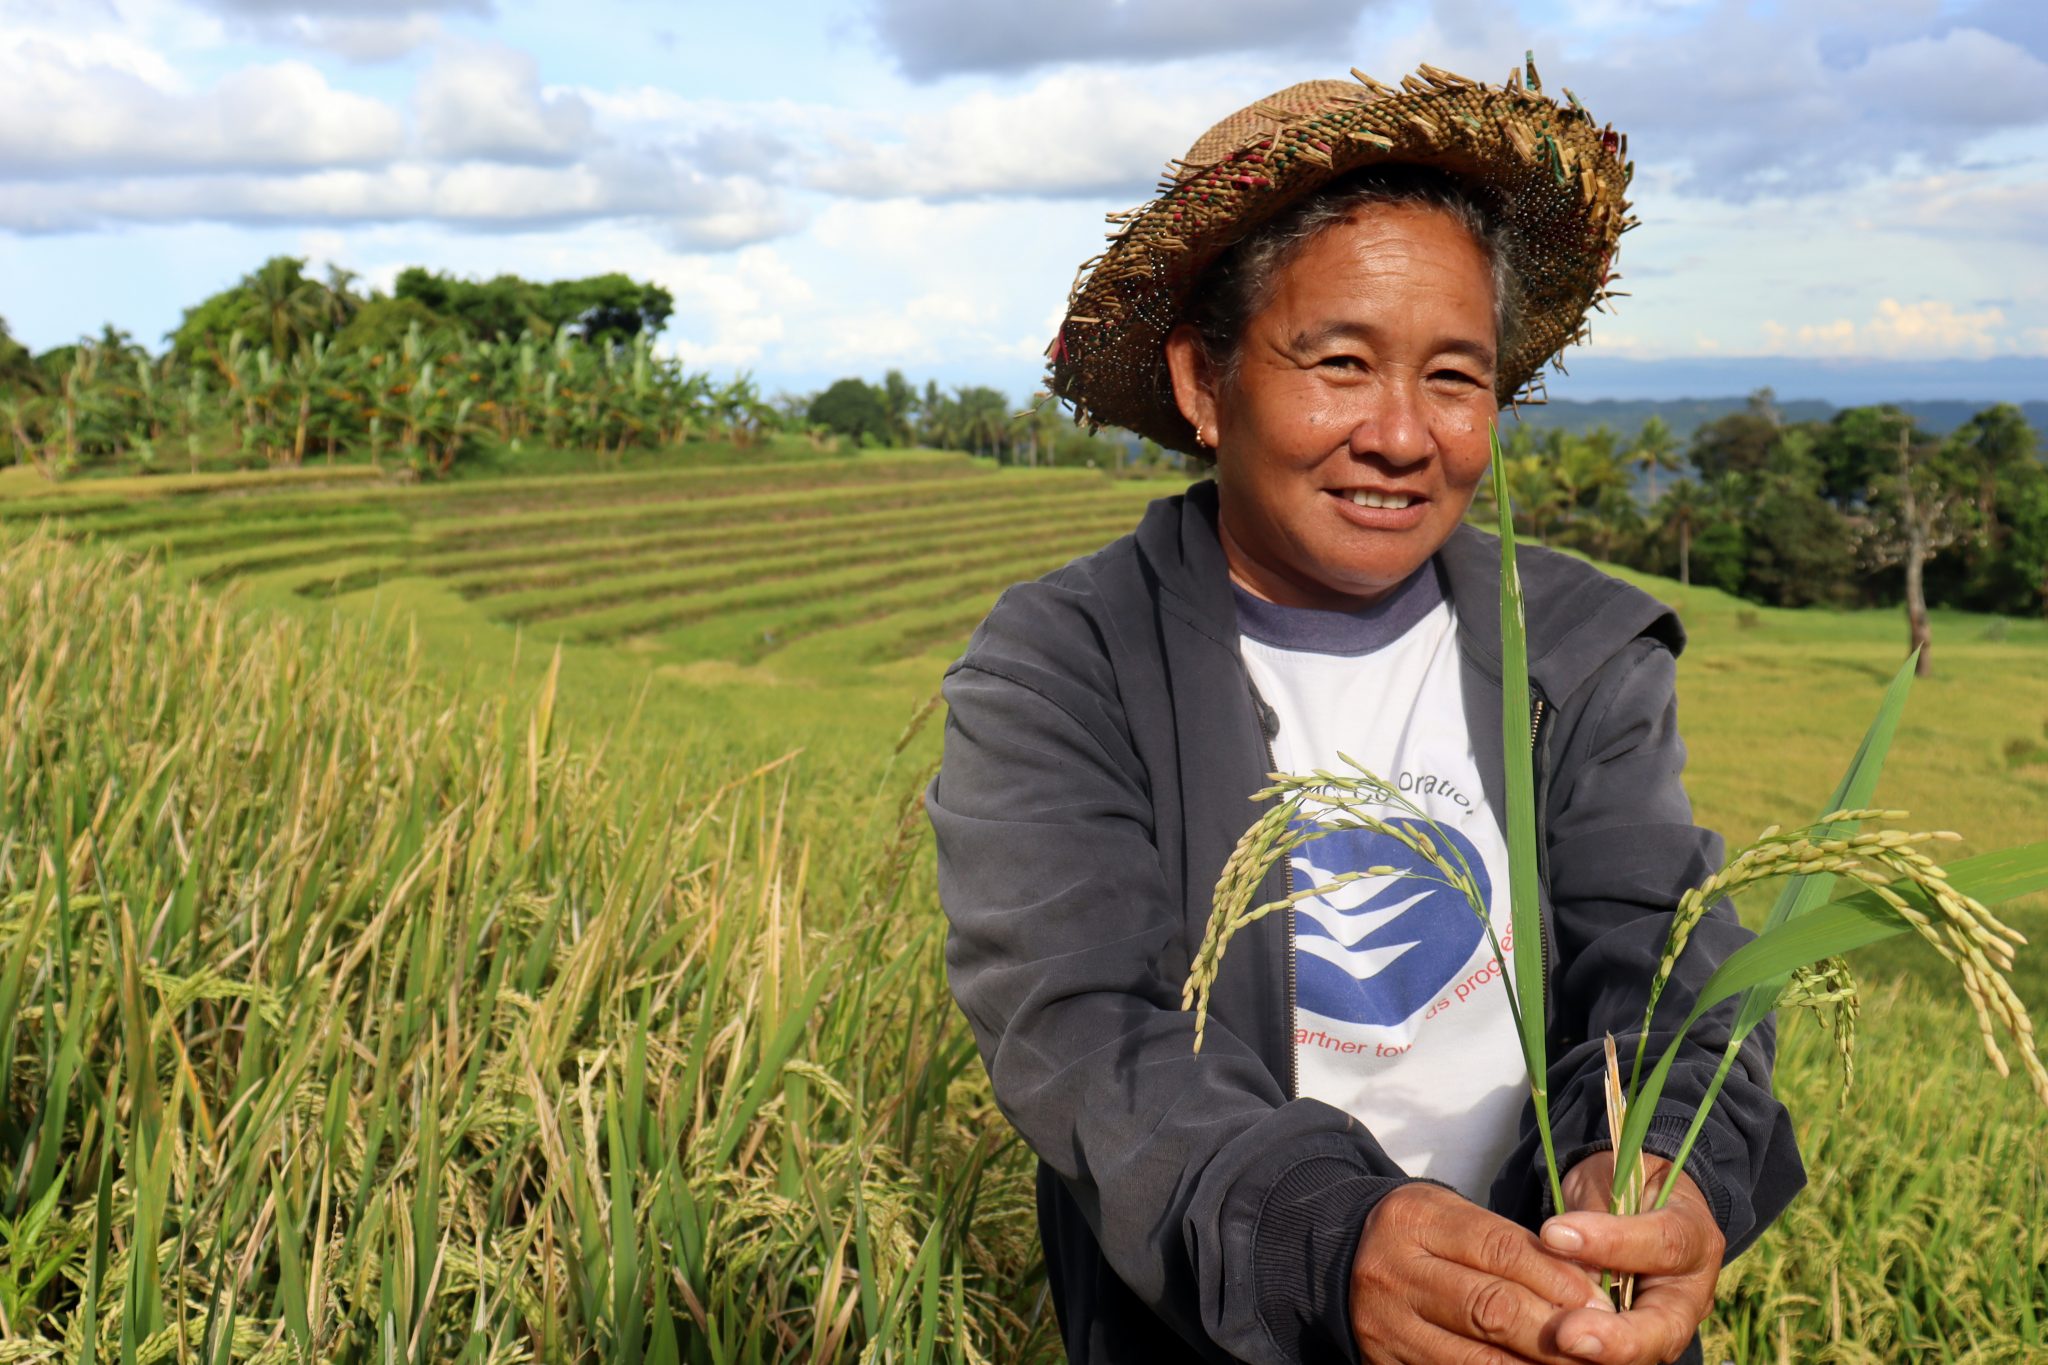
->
xmin=1 ymin=458 xmax=2043 ymax=1363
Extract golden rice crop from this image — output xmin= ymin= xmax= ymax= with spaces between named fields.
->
xmin=0 ymin=528 xmax=1047 ymax=1365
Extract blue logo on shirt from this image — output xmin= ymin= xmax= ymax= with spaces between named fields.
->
xmin=1290 ymin=818 xmax=1493 ymax=1027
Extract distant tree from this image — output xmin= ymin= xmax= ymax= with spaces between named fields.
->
xmin=1943 ymin=404 xmax=2047 ymax=615
xmin=952 ymin=386 xmax=1013 ymax=461
xmin=395 ymin=269 xmax=672 ymax=345
xmin=1981 ymin=458 xmax=2048 ymax=616
xmin=1653 ymin=478 xmax=1709 ymax=587
xmin=317 ymin=265 xmax=366 ymax=333
xmin=1689 ymin=387 xmax=1780 ymax=481
xmin=1020 ymin=394 xmax=1066 ymax=468
xmin=1947 ymin=403 xmax=2039 ymax=547
xmin=247 ymin=257 xmax=327 ymax=360
xmin=1546 ymin=426 xmax=1630 ymax=540
xmin=0 ymin=316 xmax=43 ymax=392
xmin=709 ymin=372 xmax=778 ymax=447
xmin=171 ymin=256 xmax=339 ymax=362
xmin=807 ymin=378 xmax=891 ymax=443
xmin=1628 ymin=413 xmax=1682 ymax=502
xmin=333 ymin=298 xmax=459 ymax=356
xmin=1504 ymin=452 xmax=1568 ymax=543
xmin=1834 ymin=407 xmax=1975 ymax=675
xmin=1689 ymin=516 xmax=1748 ymax=596
xmin=1047 ymin=422 xmax=1130 ymax=470
xmin=1728 ymin=425 xmax=1856 ymax=607
xmin=879 ymin=369 xmax=919 ymax=447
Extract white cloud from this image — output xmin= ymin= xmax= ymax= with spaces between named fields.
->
xmin=1883 ymin=171 xmax=2048 ymax=241
xmin=810 ymin=69 xmax=1231 ymax=201
xmin=0 ymin=37 xmax=404 ymax=177
xmin=1761 ymin=299 xmax=2009 ymax=357
xmin=196 ymin=0 xmax=487 ymax=14
xmin=1565 ymin=13 xmax=2048 ymax=201
xmin=0 ymin=23 xmax=797 ymax=246
xmin=867 ymin=0 xmax=1380 ymax=80
xmin=288 ymin=14 xmax=445 ymax=61
xmin=904 ymin=292 xmax=985 ymax=326
xmin=1845 ymin=27 xmax=2048 ymax=130
xmin=415 ymin=42 xmax=596 ymax=164
xmin=653 ymin=245 xmax=812 ymax=369
xmin=0 ymin=158 xmax=796 ymax=247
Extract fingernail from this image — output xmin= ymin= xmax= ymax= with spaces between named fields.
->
xmin=1564 ymin=1332 xmax=1602 ymax=1357
xmin=1583 ymin=1291 xmax=1615 ymax=1313
xmin=1542 ymin=1222 xmax=1585 ymax=1252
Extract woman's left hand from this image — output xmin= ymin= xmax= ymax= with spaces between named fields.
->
xmin=1535 ymin=1153 xmax=1725 ymax=1364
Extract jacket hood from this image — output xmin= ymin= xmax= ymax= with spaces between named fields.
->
xmin=1133 ymin=478 xmax=1684 ymax=705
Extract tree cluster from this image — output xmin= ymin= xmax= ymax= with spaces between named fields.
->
xmin=1489 ymin=390 xmax=2048 ymax=662
xmin=802 ymin=370 xmax=1140 ymax=469
xmin=2 ymin=259 xmax=768 ymax=478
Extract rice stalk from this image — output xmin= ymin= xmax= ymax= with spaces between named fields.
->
xmin=0 ymin=527 xmax=1050 ymax=1364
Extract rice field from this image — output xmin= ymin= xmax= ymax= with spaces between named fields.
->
xmin=2 ymin=454 xmax=2045 ymax=1363
xmin=0 ymin=452 xmax=1165 ymax=684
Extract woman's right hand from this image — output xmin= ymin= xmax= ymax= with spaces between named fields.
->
xmin=1351 ymin=1182 xmax=1612 ymax=1364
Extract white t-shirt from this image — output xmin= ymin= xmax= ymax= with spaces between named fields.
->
xmin=1235 ymin=567 xmax=1530 ymax=1200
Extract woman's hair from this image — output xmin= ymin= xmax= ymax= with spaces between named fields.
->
xmin=1184 ymin=163 xmax=1526 ymax=401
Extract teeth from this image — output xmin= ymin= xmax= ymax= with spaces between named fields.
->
xmin=1348 ymin=490 xmax=1413 ymax=510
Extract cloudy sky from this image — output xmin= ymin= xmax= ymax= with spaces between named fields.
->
xmin=2 ymin=0 xmax=2043 ymax=402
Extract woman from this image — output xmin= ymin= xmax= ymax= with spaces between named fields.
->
xmin=927 ymin=67 xmax=1804 ymax=1365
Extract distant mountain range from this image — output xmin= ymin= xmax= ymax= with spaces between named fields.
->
xmin=1498 ymin=355 xmax=2046 ymax=442
xmin=1535 ymin=355 xmax=2048 ymax=407
xmin=1500 ymin=395 xmax=2048 ymax=442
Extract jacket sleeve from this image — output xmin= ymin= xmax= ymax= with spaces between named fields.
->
xmin=927 ymin=590 xmax=1415 ymax=1365
xmin=1490 ymin=636 xmax=1806 ymax=1254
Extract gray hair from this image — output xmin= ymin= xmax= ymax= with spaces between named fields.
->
xmin=1185 ymin=164 xmax=1526 ymax=400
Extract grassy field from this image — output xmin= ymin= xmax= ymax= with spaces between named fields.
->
xmin=1 ymin=452 xmax=2044 ymax=1363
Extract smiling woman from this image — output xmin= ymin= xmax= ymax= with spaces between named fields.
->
xmin=927 ymin=64 xmax=1804 ymax=1365
xmin=1166 ymin=176 xmax=1505 ymax=607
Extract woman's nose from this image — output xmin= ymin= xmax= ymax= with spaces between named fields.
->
xmin=1344 ymin=382 xmax=1434 ymax=467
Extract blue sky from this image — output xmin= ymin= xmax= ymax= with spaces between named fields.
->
xmin=2 ymin=0 xmax=2044 ymax=404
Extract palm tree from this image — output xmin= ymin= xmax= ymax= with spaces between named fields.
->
xmin=1505 ymin=453 xmax=1568 ymax=543
xmin=953 ymin=386 xmax=1012 ymax=461
xmin=244 ymin=257 xmax=327 ymax=361
xmin=712 ymin=372 xmax=777 ymax=448
xmin=319 ymin=265 xmax=364 ymax=334
xmin=1016 ymin=393 xmax=1068 ymax=467
xmin=880 ymin=369 xmax=918 ymax=448
xmin=1629 ymin=414 xmax=1682 ymax=503
xmin=1654 ymin=478 xmax=1709 ymax=587
xmin=0 ymin=391 xmax=53 ymax=477
xmin=1548 ymin=427 xmax=1630 ymax=533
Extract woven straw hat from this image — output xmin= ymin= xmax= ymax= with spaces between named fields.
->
xmin=1046 ymin=58 xmax=1633 ymax=455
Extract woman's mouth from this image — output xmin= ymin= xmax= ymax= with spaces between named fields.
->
xmin=1327 ymin=487 xmax=1428 ymax=529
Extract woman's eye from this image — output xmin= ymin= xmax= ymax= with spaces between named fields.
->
xmin=1430 ymin=368 xmax=1482 ymax=386
xmin=1318 ymin=355 xmax=1365 ymax=371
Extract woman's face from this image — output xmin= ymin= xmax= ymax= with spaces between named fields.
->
xmin=1166 ymin=202 xmax=1500 ymax=610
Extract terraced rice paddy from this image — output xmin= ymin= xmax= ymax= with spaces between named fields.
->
xmin=2 ymin=452 xmax=1173 ymax=681
xmin=4 ymin=454 xmax=2045 ymax=1363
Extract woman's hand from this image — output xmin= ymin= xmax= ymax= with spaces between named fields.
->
xmin=1537 ymin=1153 xmax=1726 ymax=1365
xmin=1350 ymin=1182 xmax=1615 ymax=1364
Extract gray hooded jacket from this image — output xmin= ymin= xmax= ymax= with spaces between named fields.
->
xmin=926 ymin=481 xmax=1804 ymax=1364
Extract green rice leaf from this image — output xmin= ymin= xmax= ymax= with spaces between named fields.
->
xmin=1733 ymin=649 xmax=1918 ymax=1039
xmin=1614 ymin=842 xmax=2048 ymax=1180
xmin=1490 ymin=427 xmax=1561 ymax=1213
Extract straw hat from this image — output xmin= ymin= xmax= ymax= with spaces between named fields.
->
xmin=1046 ymin=58 xmax=1634 ymax=455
